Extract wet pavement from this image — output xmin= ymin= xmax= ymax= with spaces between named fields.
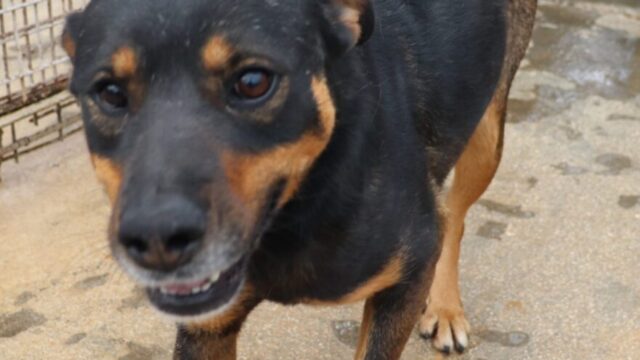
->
xmin=1 ymin=0 xmax=639 ymax=359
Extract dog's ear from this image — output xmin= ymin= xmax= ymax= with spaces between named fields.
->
xmin=320 ymin=0 xmax=375 ymax=56
xmin=61 ymin=11 xmax=85 ymax=62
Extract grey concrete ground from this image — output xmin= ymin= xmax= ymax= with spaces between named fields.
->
xmin=1 ymin=0 xmax=639 ymax=359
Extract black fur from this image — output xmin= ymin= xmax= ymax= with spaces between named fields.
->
xmin=65 ymin=0 xmax=508 ymax=358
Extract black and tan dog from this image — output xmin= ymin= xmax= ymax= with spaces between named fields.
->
xmin=62 ymin=0 xmax=536 ymax=358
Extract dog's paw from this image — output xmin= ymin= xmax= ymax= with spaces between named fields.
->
xmin=418 ymin=300 xmax=470 ymax=354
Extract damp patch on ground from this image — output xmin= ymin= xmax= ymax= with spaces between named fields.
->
xmin=0 ymin=309 xmax=47 ymax=338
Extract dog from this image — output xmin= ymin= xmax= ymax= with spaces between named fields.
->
xmin=62 ymin=0 xmax=536 ymax=358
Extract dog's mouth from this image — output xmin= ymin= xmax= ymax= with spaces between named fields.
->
xmin=131 ymin=181 xmax=286 ymax=318
xmin=146 ymin=256 xmax=247 ymax=317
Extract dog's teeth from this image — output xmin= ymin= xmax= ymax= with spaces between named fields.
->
xmin=210 ymin=272 xmax=221 ymax=283
xmin=158 ymin=275 xmax=219 ymax=296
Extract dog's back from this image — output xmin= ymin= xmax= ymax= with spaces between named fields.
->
xmin=324 ymin=0 xmax=529 ymax=184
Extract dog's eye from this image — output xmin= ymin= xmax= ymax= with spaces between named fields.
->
xmin=233 ymin=69 xmax=274 ymax=101
xmin=93 ymin=81 xmax=128 ymax=113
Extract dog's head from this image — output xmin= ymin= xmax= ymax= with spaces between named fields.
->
xmin=63 ymin=0 xmax=374 ymax=319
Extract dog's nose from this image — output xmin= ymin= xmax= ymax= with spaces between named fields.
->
xmin=118 ymin=195 xmax=206 ymax=272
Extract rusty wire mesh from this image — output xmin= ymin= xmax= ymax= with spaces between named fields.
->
xmin=0 ymin=0 xmax=87 ymax=178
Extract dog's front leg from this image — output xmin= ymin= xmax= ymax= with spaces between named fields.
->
xmin=354 ymin=268 xmax=433 ymax=360
xmin=174 ymin=326 xmax=242 ymax=360
xmin=173 ymin=290 xmax=261 ymax=360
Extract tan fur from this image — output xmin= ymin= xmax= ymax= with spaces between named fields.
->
xmin=180 ymin=284 xmax=258 ymax=360
xmin=91 ymin=155 xmax=123 ymax=204
xmin=420 ymin=97 xmax=505 ymax=350
xmin=420 ymin=0 xmax=537 ymax=351
xmin=305 ymin=255 xmax=404 ymax=306
xmin=333 ymin=0 xmax=368 ymax=45
xmin=339 ymin=0 xmax=367 ymax=11
xmin=354 ymin=300 xmax=374 ymax=360
xmin=111 ymin=47 xmax=138 ymax=79
xmin=339 ymin=7 xmax=362 ymax=42
xmin=202 ymin=36 xmax=234 ymax=71
xmin=355 ymin=252 xmax=436 ymax=360
xmin=107 ymin=47 xmax=146 ymax=111
xmin=183 ymin=332 xmax=238 ymax=360
xmin=221 ymin=76 xmax=336 ymax=214
xmin=189 ymin=284 xmax=255 ymax=334
xmin=62 ymin=31 xmax=76 ymax=60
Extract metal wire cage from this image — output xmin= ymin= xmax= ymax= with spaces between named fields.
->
xmin=0 ymin=0 xmax=87 ymax=180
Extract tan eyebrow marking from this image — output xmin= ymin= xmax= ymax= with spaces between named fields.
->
xmin=202 ymin=36 xmax=234 ymax=71
xmin=111 ymin=46 xmax=138 ymax=78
